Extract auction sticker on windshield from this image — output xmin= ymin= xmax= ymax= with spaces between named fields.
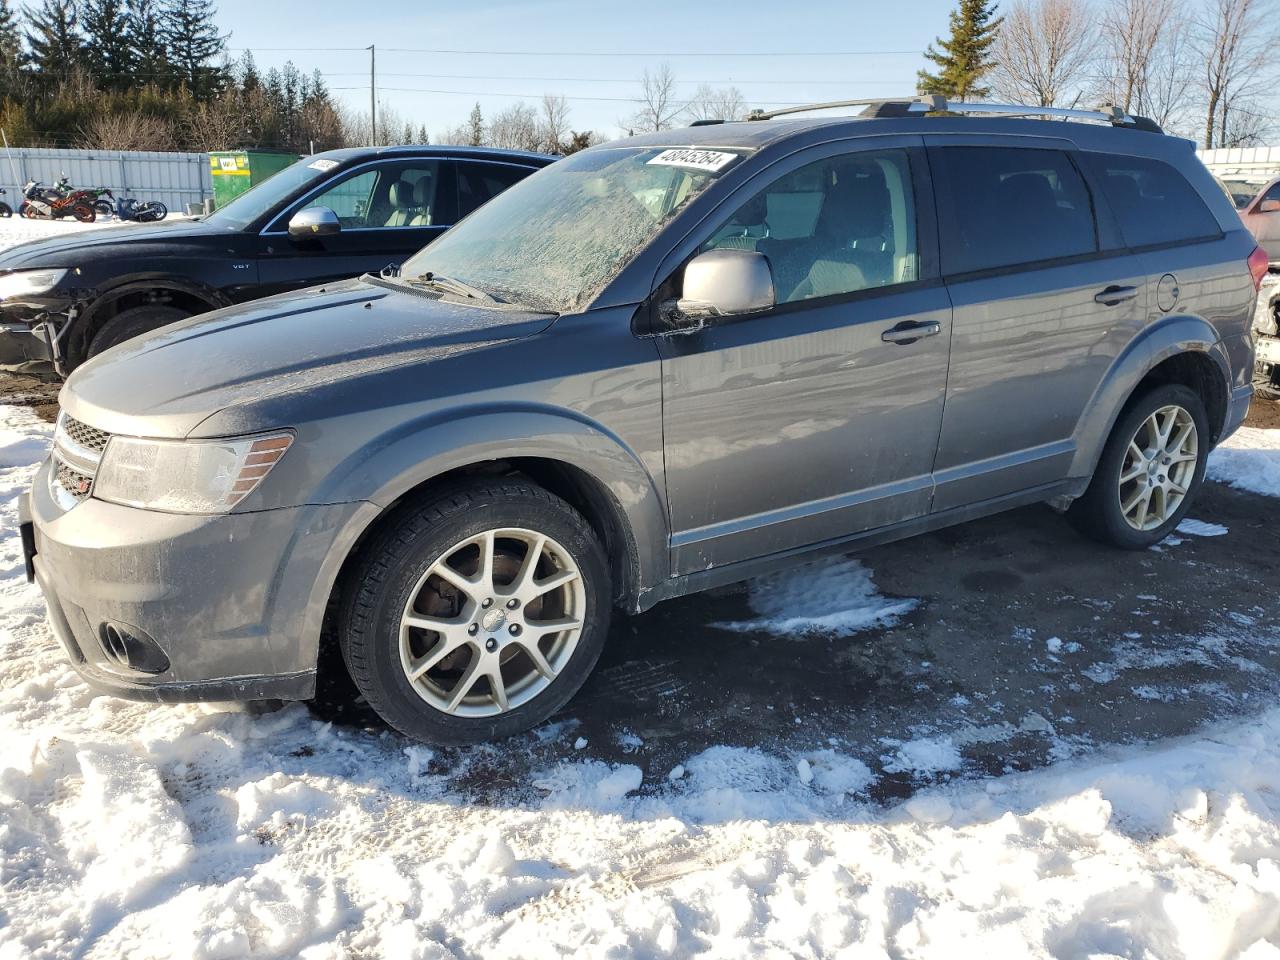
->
xmin=647 ymin=149 xmax=738 ymax=172
xmin=308 ymin=158 xmax=340 ymax=172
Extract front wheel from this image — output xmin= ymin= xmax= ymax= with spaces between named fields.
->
xmin=71 ymin=203 xmax=95 ymax=223
xmin=1068 ymin=383 xmax=1209 ymax=549
xmin=0 ymin=201 xmax=11 ymax=218
xmin=137 ymin=202 xmax=167 ymax=222
xmin=340 ymin=480 xmax=611 ymax=744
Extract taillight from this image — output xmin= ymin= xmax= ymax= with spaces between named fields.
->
xmin=1249 ymin=245 xmax=1270 ymax=290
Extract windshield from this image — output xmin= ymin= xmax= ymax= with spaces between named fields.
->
xmin=401 ymin=146 xmax=742 ymax=312
xmin=1220 ymin=178 xmax=1268 ymax=210
xmin=204 ymin=156 xmax=334 ymax=230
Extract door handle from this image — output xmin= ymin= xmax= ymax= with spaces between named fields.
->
xmin=881 ymin=320 xmax=941 ymax=345
xmin=1094 ymin=285 xmax=1139 ymax=306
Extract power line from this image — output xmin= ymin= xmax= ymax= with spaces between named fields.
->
xmin=330 ymin=85 xmax=822 ymax=107
xmin=319 ymin=71 xmax=909 ymax=86
xmin=228 ymin=46 xmax=923 ymax=58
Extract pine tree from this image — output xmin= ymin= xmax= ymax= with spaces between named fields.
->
xmin=23 ymin=0 xmax=86 ymax=82
xmin=416 ymin=123 xmax=428 ymax=145
xmin=917 ymin=0 xmax=1002 ymax=101
xmin=160 ymin=0 xmax=225 ymax=98
xmin=467 ymin=101 xmax=483 ymax=146
xmin=127 ymin=0 xmax=169 ymax=88
xmin=83 ymin=0 xmax=134 ymax=90
xmin=0 ymin=0 xmax=23 ymax=95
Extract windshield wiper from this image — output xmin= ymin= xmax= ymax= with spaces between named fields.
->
xmin=408 ymin=271 xmax=500 ymax=304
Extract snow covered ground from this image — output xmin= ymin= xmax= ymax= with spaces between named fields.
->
xmin=3 ymin=406 xmax=1280 ymax=957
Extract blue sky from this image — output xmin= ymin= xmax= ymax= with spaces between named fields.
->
xmin=215 ymin=0 xmax=958 ymax=138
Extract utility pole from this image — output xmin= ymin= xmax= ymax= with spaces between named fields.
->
xmin=368 ymin=44 xmax=377 ymax=146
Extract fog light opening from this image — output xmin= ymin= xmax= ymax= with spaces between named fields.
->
xmin=98 ymin=621 xmax=170 ymax=674
xmin=101 ymin=623 xmax=130 ymax=666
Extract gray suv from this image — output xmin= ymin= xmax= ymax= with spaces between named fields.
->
xmin=20 ymin=97 xmax=1262 ymax=744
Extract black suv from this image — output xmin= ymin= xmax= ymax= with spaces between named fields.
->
xmin=0 ymin=145 xmax=554 ymax=376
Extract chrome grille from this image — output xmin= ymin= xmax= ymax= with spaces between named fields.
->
xmin=51 ymin=413 xmax=112 ymax=509
xmin=60 ymin=415 xmax=109 ymax=455
xmin=54 ymin=461 xmax=94 ymax=502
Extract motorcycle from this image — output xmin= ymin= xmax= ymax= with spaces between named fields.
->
xmin=116 ymin=196 xmax=167 ymax=222
xmin=21 ymin=180 xmax=96 ymax=223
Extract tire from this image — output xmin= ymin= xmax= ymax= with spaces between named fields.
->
xmin=87 ymin=304 xmax=190 ymax=358
xmin=1067 ymin=383 xmax=1210 ymax=549
xmin=93 ymin=200 xmax=113 ymax=218
xmin=339 ymin=479 xmax=611 ymax=745
xmin=1255 ymin=379 xmax=1280 ymax=401
xmin=138 ymin=202 xmax=167 ymax=223
xmin=71 ymin=203 xmax=95 ymax=223
xmin=0 ymin=201 xmax=11 ymax=218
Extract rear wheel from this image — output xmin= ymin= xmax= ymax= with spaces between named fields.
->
xmin=87 ymin=304 xmax=190 ymax=358
xmin=71 ymin=203 xmax=95 ymax=223
xmin=0 ymin=201 xmax=11 ymax=217
xmin=93 ymin=199 xmax=113 ymax=218
xmin=339 ymin=480 xmax=611 ymax=744
xmin=1068 ymin=383 xmax=1209 ymax=549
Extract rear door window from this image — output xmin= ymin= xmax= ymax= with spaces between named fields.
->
xmin=456 ymin=162 xmax=533 ymax=219
xmin=930 ymin=146 xmax=1098 ymax=275
xmin=1085 ymin=154 xmax=1222 ymax=248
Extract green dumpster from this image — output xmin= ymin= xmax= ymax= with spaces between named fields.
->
xmin=208 ymin=150 xmax=298 ymax=209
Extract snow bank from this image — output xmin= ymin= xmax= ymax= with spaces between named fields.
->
xmin=3 ymin=410 xmax=1280 ymax=956
xmin=713 ymin=557 xmax=917 ymax=637
xmin=1210 ymin=425 xmax=1280 ymax=498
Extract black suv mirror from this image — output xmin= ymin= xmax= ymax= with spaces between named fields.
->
xmin=288 ymin=206 xmax=342 ymax=240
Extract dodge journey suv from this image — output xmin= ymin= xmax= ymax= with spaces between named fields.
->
xmin=21 ymin=97 xmax=1262 ymax=744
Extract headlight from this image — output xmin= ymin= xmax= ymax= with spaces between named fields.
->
xmin=93 ymin=433 xmax=293 ymax=513
xmin=0 ymin=269 xmax=68 ymax=299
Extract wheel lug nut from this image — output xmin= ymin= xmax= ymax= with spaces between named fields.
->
xmin=485 ymin=638 xmax=497 ymax=652
xmin=482 ymin=598 xmax=493 ymax=608
xmin=468 ymin=624 xmax=479 ymax=636
xmin=507 ymin=599 xmax=519 ymax=609
xmin=509 ymin=624 xmax=522 ymax=636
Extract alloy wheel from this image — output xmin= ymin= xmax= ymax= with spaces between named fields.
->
xmin=1117 ymin=404 xmax=1198 ymax=532
xmin=398 ymin=527 xmax=585 ymax=717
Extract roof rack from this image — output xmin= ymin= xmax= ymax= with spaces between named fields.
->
xmin=745 ymin=95 xmax=1161 ymax=132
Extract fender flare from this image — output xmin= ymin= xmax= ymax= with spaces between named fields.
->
xmin=301 ymin=403 xmax=671 ymax=622
xmin=1068 ymin=313 xmax=1232 ymax=479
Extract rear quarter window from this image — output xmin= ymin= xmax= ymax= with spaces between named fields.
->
xmin=1085 ymin=154 xmax=1222 ymax=248
xmin=930 ymin=146 xmax=1098 ymax=275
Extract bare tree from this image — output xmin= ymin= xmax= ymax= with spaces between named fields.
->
xmin=1090 ymin=0 xmax=1200 ymax=130
xmin=488 ymin=102 xmax=540 ymax=151
xmin=990 ymin=0 xmax=1094 ymax=107
xmin=181 ymin=96 xmax=241 ymax=151
xmin=683 ymin=84 xmax=746 ymax=122
xmin=630 ymin=63 xmax=681 ymax=132
xmin=78 ymin=111 xmax=177 ymax=151
xmin=1198 ymin=0 xmax=1276 ymax=148
xmin=339 ymin=101 xmax=408 ymax=146
xmin=539 ymin=93 xmax=571 ymax=153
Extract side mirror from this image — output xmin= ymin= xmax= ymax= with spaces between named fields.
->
xmin=1260 ymin=199 xmax=1280 ymax=213
xmin=673 ymin=249 xmax=775 ymax=325
xmin=288 ymin=206 xmax=341 ymax=240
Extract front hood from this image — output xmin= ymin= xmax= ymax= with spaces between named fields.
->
xmin=0 ymin=218 xmax=223 ymax=269
xmin=63 ymin=277 xmax=554 ymax=438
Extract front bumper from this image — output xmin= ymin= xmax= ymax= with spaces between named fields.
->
xmin=0 ymin=320 xmax=55 ymax=371
xmin=24 ymin=457 xmax=371 ymax=702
